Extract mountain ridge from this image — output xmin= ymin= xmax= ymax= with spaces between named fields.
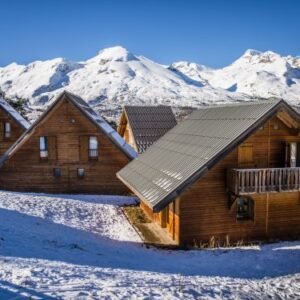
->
xmin=0 ymin=46 xmax=299 ymax=121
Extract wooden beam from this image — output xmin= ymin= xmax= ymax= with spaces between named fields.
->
xmin=277 ymin=111 xmax=299 ymax=129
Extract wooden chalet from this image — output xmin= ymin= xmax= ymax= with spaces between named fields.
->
xmin=117 ymin=106 xmax=177 ymax=153
xmin=117 ymin=100 xmax=300 ymax=245
xmin=0 ymin=91 xmax=137 ymax=194
xmin=0 ymin=97 xmax=30 ymax=156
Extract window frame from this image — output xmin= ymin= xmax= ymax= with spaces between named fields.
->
xmin=236 ymin=197 xmax=254 ymax=221
xmin=39 ymin=136 xmax=49 ymax=159
xmin=77 ymin=168 xmax=85 ymax=179
xmin=4 ymin=122 xmax=11 ymax=139
xmin=53 ymin=167 xmax=61 ymax=178
xmin=88 ymin=136 xmax=98 ymax=159
xmin=290 ymin=142 xmax=297 ymax=168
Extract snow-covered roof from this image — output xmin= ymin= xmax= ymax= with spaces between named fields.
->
xmin=0 ymin=91 xmax=137 ymax=166
xmin=65 ymin=92 xmax=137 ymax=159
xmin=0 ymin=97 xmax=30 ymax=130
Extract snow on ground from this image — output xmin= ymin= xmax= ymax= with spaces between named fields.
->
xmin=0 ymin=190 xmax=299 ymax=299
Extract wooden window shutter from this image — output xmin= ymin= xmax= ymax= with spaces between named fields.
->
xmin=0 ymin=122 xmax=3 ymax=141
xmin=238 ymin=143 xmax=254 ymax=167
xmin=48 ymin=136 xmax=57 ymax=161
xmin=79 ymin=136 xmax=89 ymax=162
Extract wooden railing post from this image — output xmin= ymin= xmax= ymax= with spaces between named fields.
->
xmin=228 ymin=167 xmax=300 ymax=195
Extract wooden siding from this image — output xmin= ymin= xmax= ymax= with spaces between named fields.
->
xmin=0 ymin=108 xmax=25 ymax=156
xmin=0 ymin=98 xmax=131 ymax=194
xmin=140 ymin=198 xmax=180 ymax=244
xmin=140 ymin=114 xmax=300 ymax=245
xmin=118 ymin=114 xmax=137 ymax=152
xmin=178 ymin=115 xmax=300 ymax=245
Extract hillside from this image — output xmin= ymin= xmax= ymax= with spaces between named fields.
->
xmin=1 ymin=46 xmax=299 ymax=121
xmin=172 ymin=49 xmax=300 ymax=103
xmin=0 ymin=190 xmax=299 ymax=299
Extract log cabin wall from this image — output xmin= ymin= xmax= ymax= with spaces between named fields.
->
xmin=0 ymin=99 xmax=131 ymax=194
xmin=140 ymin=198 xmax=180 ymax=244
xmin=123 ymin=122 xmax=137 ymax=152
xmin=0 ymin=108 xmax=25 ymax=156
xmin=177 ymin=115 xmax=300 ymax=245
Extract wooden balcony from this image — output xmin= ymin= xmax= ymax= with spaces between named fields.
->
xmin=228 ymin=167 xmax=300 ymax=195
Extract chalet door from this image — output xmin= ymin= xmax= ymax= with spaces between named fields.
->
xmin=238 ymin=143 xmax=254 ymax=168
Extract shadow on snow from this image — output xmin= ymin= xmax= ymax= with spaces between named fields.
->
xmin=0 ymin=206 xmax=299 ymax=280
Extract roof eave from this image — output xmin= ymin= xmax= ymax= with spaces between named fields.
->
xmin=122 ymin=99 xmax=300 ymax=213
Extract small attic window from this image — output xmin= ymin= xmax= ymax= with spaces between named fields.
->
xmin=53 ymin=168 xmax=61 ymax=178
xmin=273 ymin=123 xmax=279 ymax=130
xmin=258 ymin=126 xmax=264 ymax=131
xmin=89 ymin=136 xmax=98 ymax=158
xmin=77 ymin=168 xmax=85 ymax=178
xmin=4 ymin=122 xmax=11 ymax=138
xmin=39 ymin=136 xmax=48 ymax=158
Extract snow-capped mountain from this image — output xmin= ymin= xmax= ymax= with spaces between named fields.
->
xmin=0 ymin=46 xmax=299 ymax=122
xmin=0 ymin=47 xmax=249 ymax=116
xmin=171 ymin=49 xmax=300 ymax=104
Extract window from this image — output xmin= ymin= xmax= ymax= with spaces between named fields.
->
xmin=4 ymin=122 xmax=11 ymax=138
xmin=236 ymin=197 xmax=254 ymax=221
xmin=40 ymin=136 xmax=48 ymax=158
xmin=89 ymin=136 xmax=98 ymax=158
xmin=53 ymin=168 xmax=61 ymax=178
xmin=77 ymin=168 xmax=85 ymax=178
xmin=285 ymin=142 xmax=299 ymax=167
xmin=290 ymin=142 xmax=297 ymax=168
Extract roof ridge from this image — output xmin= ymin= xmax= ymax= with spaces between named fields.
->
xmin=0 ymin=91 xmax=137 ymax=167
xmin=197 ymin=99 xmax=283 ymax=110
xmin=117 ymin=99 xmax=297 ymax=212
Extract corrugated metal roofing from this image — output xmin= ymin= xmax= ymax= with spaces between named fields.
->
xmin=0 ymin=97 xmax=30 ymax=130
xmin=123 ymin=106 xmax=177 ymax=153
xmin=117 ymin=100 xmax=297 ymax=212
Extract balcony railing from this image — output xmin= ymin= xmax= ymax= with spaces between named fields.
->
xmin=228 ymin=167 xmax=300 ymax=195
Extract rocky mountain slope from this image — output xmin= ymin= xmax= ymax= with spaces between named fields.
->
xmin=171 ymin=49 xmax=300 ymax=104
xmin=0 ymin=46 xmax=299 ymax=121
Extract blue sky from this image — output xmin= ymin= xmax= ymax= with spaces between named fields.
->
xmin=1 ymin=0 xmax=299 ymax=68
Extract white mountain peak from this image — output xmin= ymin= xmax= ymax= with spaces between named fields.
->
xmin=242 ymin=49 xmax=262 ymax=57
xmin=94 ymin=46 xmax=137 ymax=62
xmin=0 ymin=47 xmax=299 ymax=122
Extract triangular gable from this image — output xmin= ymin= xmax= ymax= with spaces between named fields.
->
xmin=0 ymin=97 xmax=30 ymax=130
xmin=0 ymin=91 xmax=137 ymax=167
xmin=117 ymin=100 xmax=300 ymax=212
xmin=118 ymin=106 xmax=177 ymax=153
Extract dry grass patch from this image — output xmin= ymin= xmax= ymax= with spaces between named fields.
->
xmin=123 ymin=206 xmax=161 ymax=244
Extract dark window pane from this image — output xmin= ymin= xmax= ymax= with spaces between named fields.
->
xmin=53 ymin=168 xmax=61 ymax=178
xmin=236 ymin=197 xmax=253 ymax=220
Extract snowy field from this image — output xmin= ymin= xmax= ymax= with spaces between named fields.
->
xmin=0 ymin=190 xmax=299 ymax=299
